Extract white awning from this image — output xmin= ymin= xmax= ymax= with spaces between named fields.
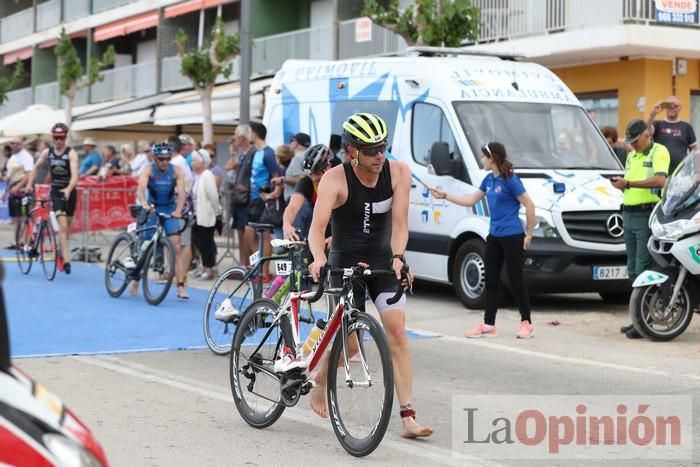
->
xmin=71 ymin=93 xmax=171 ymax=131
xmin=0 ymin=100 xmax=128 ymax=137
xmin=153 ymin=78 xmax=271 ymax=126
xmin=72 ymin=109 xmax=154 ymax=131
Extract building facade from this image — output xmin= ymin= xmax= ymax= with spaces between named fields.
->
xmin=0 ymin=0 xmax=698 ymax=141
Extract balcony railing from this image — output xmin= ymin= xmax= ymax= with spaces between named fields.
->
xmin=472 ymin=0 xmax=697 ymax=43
xmin=1 ymin=8 xmax=34 ymax=43
xmin=161 ymin=55 xmax=240 ymax=91
xmin=0 ymin=87 xmax=33 ymax=119
xmin=252 ymin=25 xmax=334 ymax=75
xmin=161 ymin=56 xmax=192 ymax=92
xmin=91 ymin=62 xmax=158 ymax=103
xmin=64 ymin=0 xmax=90 ymax=22
xmin=338 ymin=19 xmax=407 ymax=59
xmin=37 ymin=0 xmax=61 ymax=32
xmin=92 ymin=0 xmax=141 ymax=14
xmin=34 ymin=82 xmax=88 ymax=108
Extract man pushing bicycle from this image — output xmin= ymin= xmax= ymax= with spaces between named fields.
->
xmin=136 ymin=141 xmax=187 ymax=299
xmin=307 ymin=113 xmax=433 ymax=439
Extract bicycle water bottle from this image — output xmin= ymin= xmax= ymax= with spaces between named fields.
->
xmin=49 ymin=211 xmax=59 ymax=232
xmin=141 ymin=239 xmax=151 ymax=252
xmin=264 ymin=275 xmax=286 ymax=299
xmin=302 ymin=319 xmax=327 ymax=357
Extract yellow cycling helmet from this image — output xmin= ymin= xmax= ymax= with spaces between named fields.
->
xmin=342 ymin=113 xmax=388 ymax=147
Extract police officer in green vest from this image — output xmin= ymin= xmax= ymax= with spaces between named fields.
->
xmin=611 ymin=119 xmax=670 ymax=339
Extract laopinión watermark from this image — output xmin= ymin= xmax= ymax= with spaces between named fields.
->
xmin=452 ymin=395 xmax=692 ymax=460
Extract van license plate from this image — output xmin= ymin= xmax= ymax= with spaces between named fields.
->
xmin=592 ymin=266 xmax=628 ymax=280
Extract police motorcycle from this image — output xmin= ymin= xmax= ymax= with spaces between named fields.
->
xmin=630 ymin=151 xmax=700 ymax=341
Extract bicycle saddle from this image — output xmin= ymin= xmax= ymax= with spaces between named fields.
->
xmin=248 ymin=222 xmax=275 ymax=231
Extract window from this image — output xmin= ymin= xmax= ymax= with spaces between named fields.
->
xmin=411 ymin=102 xmax=457 ymax=166
xmin=577 ymin=91 xmax=619 ymax=129
xmin=453 ymin=101 xmax=619 ymax=170
xmin=690 ymin=91 xmax=700 ymax=140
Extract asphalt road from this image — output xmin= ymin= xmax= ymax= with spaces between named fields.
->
xmin=13 ymin=276 xmax=700 ymax=467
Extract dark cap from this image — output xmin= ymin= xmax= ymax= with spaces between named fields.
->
xmin=291 ymin=132 xmax=311 ymax=148
xmin=625 ymin=119 xmax=647 ymax=144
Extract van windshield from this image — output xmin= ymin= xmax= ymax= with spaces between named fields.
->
xmin=453 ymin=101 xmax=621 ymax=170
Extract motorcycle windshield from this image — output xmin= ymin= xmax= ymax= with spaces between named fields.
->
xmin=661 ymin=152 xmax=700 ymax=217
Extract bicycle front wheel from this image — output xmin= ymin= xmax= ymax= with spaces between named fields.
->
xmin=15 ymin=219 xmax=33 ymax=275
xmin=39 ymin=223 xmax=57 ymax=281
xmin=104 ymin=232 xmax=135 ymax=298
xmin=327 ymin=313 xmax=394 ymax=457
xmin=142 ymin=235 xmax=175 ymax=305
xmin=203 ymin=266 xmax=255 ymax=355
xmin=230 ymin=298 xmax=285 ymax=429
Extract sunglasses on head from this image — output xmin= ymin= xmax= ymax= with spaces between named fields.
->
xmin=359 ymin=143 xmax=387 ymax=157
xmin=482 ymin=143 xmax=493 ymax=158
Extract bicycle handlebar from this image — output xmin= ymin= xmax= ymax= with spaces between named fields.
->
xmin=303 ymin=265 xmax=408 ymax=306
xmin=145 ymin=205 xmax=190 ymax=235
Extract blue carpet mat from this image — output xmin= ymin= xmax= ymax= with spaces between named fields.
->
xmin=4 ymin=259 xmax=434 ymax=358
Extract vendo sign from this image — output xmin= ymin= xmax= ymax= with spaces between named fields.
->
xmin=655 ymin=0 xmax=698 ymax=23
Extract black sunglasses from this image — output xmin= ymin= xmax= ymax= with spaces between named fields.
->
xmin=156 ymin=156 xmax=171 ymax=161
xmin=359 ymin=143 xmax=387 ymax=157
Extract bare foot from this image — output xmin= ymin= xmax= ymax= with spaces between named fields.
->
xmin=401 ymin=416 xmax=434 ymax=439
xmin=129 ymin=280 xmax=139 ymax=296
xmin=309 ymin=384 xmax=328 ymax=418
xmin=177 ymin=285 xmax=189 ymax=300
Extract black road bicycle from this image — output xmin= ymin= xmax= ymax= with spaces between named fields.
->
xmin=203 ymin=222 xmax=317 ymax=355
xmin=104 ymin=205 xmax=186 ymax=305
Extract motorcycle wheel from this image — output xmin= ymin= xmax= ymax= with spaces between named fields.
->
xmin=630 ymin=284 xmax=694 ymax=341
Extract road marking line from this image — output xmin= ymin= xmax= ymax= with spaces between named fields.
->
xmin=408 ymin=327 xmax=700 ymax=382
xmin=77 ymin=355 xmax=504 ymax=467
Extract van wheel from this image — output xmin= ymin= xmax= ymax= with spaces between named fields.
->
xmin=453 ymin=239 xmax=487 ymax=309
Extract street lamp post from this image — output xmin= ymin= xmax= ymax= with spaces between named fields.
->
xmin=239 ymin=0 xmax=251 ymax=125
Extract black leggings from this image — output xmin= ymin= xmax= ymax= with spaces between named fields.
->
xmin=484 ymin=234 xmax=531 ymax=325
xmin=193 ymin=224 xmax=217 ymax=268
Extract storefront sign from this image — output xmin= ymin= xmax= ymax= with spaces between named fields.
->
xmin=655 ymin=0 xmax=698 ymax=24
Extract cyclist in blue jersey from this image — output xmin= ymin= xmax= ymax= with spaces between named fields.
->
xmin=136 ymin=141 xmax=187 ymax=299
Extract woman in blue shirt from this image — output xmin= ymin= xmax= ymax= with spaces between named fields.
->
xmin=431 ymin=142 xmax=536 ymax=339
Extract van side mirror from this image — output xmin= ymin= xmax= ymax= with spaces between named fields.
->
xmin=429 ymin=142 xmax=451 ymax=175
xmin=429 ymin=142 xmax=468 ymax=182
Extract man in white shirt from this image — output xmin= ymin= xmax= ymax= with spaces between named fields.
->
xmin=130 ymin=140 xmax=152 ymax=177
xmin=167 ymin=136 xmax=194 ymax=296
xmin=283 ymin=132 xmax=310 ymax=202
xmin=6 ymin=137 xmax=34 ymax=247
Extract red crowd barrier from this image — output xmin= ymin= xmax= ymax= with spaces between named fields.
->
xmin=36 ymin=176 xmax=138 ymax=234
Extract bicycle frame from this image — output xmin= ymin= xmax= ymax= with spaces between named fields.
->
xmin=247 ymin=269 xmax=372 ymax=382
xmin=23 ymin=200 xmax=52 ymax=254
xmin=129 ymin=220 xmax=165 ymax=273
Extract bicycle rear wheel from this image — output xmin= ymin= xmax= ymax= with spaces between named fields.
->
xmin=142 ymin=236 xmax=175 ymax=305
xmin=15 ymin=219 xmax=34 ymax=274
xmin=39 ymin=223 xmax=57 ymax=281
xmin=327 ymin=313 xmax=393 ymax=457
xmin=230 ymin=298 xmax=285 ymax=428
xmin=203 ymin=266 xmax=255 ymax=355
xmin=104 ymin=232 xmax=135 ymax=298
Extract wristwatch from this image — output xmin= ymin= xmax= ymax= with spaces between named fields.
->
xmin=625 ymin=180 xmax=631 ymax=189
xmin=392 ymin=254 xmax=406 ymax=264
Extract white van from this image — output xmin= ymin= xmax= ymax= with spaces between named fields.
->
xmin=263 ymin=48 xmax=629 ymax=308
